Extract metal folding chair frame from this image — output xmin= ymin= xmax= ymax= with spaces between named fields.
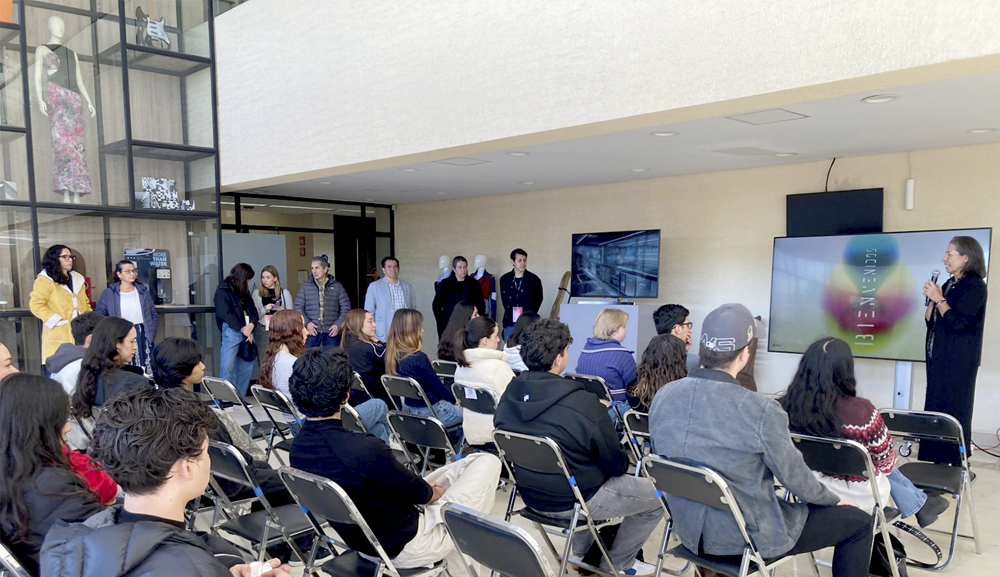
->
xmin=250 ymin=385 xmax=299 ymax=465
xmin=0 ymin=539 xmax=30 ymax=577
xmin=387 ymin=411 xmax=458 ymax=475
xmin=202 ymin=376 xmax=275 ymax=442
xmin=442 ymin=502 xmax=557 ymax=577
xmin=565 ymin=373 xmax=625 ymax=424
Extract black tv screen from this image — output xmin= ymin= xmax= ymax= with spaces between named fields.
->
xmin=571 ymin=230 xmax=660 ymax=298
xmin=786 ymin=188 xmax=883 ymax=237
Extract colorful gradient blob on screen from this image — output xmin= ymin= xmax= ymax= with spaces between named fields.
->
xmin=768 ymin=228 xmax=991 ymax=361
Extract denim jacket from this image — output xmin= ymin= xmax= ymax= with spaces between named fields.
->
xmin=648 ymin=368 xmax=840 ymax=558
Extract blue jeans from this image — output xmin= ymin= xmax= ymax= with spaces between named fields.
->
xmin=405 ymin=400 xmax=463 ymax=428
xmin=608 ymin=399 xmax=631 ymax=429
xmin=305 ymin=332 xmax=340 ymax=348
xmin=502 ymin=326 xmax=515 ymax=342
xmin=888 ymin=467 xmax=927 ymax=518
xmin=220 ymin=323 xmax=254 ymax=397
xmin=356 ymin=399 xmax=390 ymax=443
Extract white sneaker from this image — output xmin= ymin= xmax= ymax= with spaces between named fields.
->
xmin=620 ymin=559 xmax=656 ymax=577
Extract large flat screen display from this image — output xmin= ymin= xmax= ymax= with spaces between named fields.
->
xmin=768 ymin=228 xmax=991 ymax=361
xmin=571 ymin=230 xmax=660 ymax=298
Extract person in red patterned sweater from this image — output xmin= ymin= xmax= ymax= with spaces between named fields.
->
xmin=780 ymin=337 xmax=949 ymax=528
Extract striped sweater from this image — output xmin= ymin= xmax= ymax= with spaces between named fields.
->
xmin=834 ymin=395 xmax=896 ymax=482
xmin=574 ymin=337 xmax=636 ymax=402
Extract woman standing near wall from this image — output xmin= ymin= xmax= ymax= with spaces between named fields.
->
xmin=30 ymin=244 xmax=92 ymax=362
xmin=252 ymin=265 xmax=293 ymax=360
xmin=214 ymin=263 xmax=259 ymax=397
xmin=95 ymin=260 xmax=157 ymax=375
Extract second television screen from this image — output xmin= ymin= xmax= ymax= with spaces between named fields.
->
xmin=571 ymin=230 xmax=660 ymax=298
xmin=768 ymin=227 xmax=991 ymax=361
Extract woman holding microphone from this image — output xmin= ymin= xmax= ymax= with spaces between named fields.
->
xmin=922 ymin=236 xmax=987 ymax=465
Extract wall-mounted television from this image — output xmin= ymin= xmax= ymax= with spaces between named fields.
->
xmin=768 ymin=227 xmax=991 ymax=361
xmin=786 ymin=188 xmax=884 ymax=237
xmin=571 ymin=230 xmax=660 ymax=298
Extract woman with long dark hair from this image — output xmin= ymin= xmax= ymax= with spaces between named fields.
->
xmin=922 ymin=235 xmax=988 ymax=464
xmin=502 ymin=311 xmax=540 ymax=372
xmin=0 ymin=374 xmax=109 ymax=573
xmin=436 ymin=300 xmax=478 ymax=361
xmin=71 ymin=316 xmax=148 ymax=420
xmin=340 ymin=308 xmax=391 ymax=405
xmin=779 ymin=337 xmax=948 ymax=527
xmin=431 ymin=256 xmax=486 ymax=337
xmin=29 ymin=244 xmax=93 ymax=361
xmin=386 ymin=308 xmax=462 ymax=428
xmin=629 ymin=334 xmax=687 ymax=412
xmin=261 ymin=310 xmax=390 ymax=442
xmin=95 ymin=259 xmax=157 ymax=375
xmin=453 ymin=316 xmax=513 ymax=446
xmin=214 ymin=263 xmax=259 ymax=397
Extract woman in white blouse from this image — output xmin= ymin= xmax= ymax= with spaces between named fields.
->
xmin=95 ymin=260 xmax=157 ymax=375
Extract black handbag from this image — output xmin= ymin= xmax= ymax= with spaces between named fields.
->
xmin=237 ymin=336 xmax=257 ymax=362
xmin=870 ymin=532 xmax=908 ymax=577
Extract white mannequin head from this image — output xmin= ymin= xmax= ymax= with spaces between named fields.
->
xmin=438 ymin=255 xmax=449 ymax=270
xmin=48 ymin=16 xmax=66 ymax=39
xmin=473 ymin=254 xmax=487 ymax=270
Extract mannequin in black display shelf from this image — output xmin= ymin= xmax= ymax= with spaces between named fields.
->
xmin=34 ymin=16 xmax=96 ymax=204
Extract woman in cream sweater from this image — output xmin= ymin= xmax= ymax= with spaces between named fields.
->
xmin=453 ymin=316 xmax=515 ymax=447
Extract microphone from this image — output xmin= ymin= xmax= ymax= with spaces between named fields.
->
xmin=925 ymin=270 xmax=940 ymax=306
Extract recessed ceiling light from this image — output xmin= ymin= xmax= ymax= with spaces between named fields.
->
xmin=436 ymin=192 xmax=449 ymax=196
xmin=519 ymin=181 xmax=536 ymax=185
xmin=506 ymin=151 xmax=530 ymax=156
xmin=399 ymin=168 xmax=419 ymax=172
xmin=967 ymin=128 xmax=997 ymax=134
xmin=774 ymin=152 xmax=797 ymax=157
xmin=318 ymin=181 xmax=333 ymax=185
xmin=861 ymin=94 xmax=897 ymax=104
xmin=650 ymin=131 xmax=677 ymax=137
xmin=630 ymin=168 xmax=649 ymax=172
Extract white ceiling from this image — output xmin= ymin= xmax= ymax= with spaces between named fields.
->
xmin=246 ymin=71 xmax=1000 ymax=205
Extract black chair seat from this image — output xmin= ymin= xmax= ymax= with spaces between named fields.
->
xmin=274 ymin=438 xmax=295 ymax=453
xmin=669 ymin=545 xmax=761 ymax=577
xmin=883 ymin=506 xmax=901 ymax=523
xmin=897 ymin=462 xmax=963 ymax=494
xmin=518 ymin=507 xmax=589 ymax=529
xmin=321 ymin=551 xmax=445 ymax=577
xmin=218 ymin=504 xmax=312 ymax=543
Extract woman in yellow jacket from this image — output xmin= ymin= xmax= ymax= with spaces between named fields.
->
xmin=29 ymin=245 xmax=92 ymax=361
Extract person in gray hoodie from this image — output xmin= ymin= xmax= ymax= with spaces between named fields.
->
xmin=46 ymin=312 xmax=104 ymax=395
xmin=40 ymin=387 xmax=291 ymax=577
xmin=649 ymin=304 xmax=873 ymax=577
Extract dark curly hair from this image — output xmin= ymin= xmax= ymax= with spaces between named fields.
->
xmin=288 ymin=347 xmax=352 ymax=418
xmin=151 ymin=337 xmax=203 ymax=389
xmin=631 ymin=335 xmax=687 ymax=411
xmin=90 ymin=387 xmax=216 ymax=495
xmin=41 ymin=244 xmax=72 ymax=286
xmin=520 ymin=318 xmax=573 ymax=372
xmin=72 ymin=316 xmax=135 ymax=419
xmin=779 ymin=337 xmax=857 ymax=439
xmin=0 ymin=374 xmax=93 ymax=542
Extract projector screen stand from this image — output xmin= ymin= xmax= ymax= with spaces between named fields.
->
xmin=893 ymin=361 xmax=914 ymax=409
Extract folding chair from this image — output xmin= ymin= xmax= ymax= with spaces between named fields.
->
xmin=641 ymin=454 xmax=793 ymax=577
xmin=431 ymin=359 xmax=458 ymax=377
xmin=442 ymin=502 xmax=557 ymax=577
xmin=342 ymin=404 xmax=370 ymax=435
xmin=492 ymin=429 xmax=625 ymax=577
xmin=0 ymin=540 xmax=30 ymax=577
xmin=251 ymin=385 xmax=299 ymax=464
xmin=278 ymin=466 xmax=447 ymax=577
xmin=450 ymin=382 xmax=499 ymax=420
xmin=203 ymin=376 xmax=285 ymax=442
xmin=622 ymin=410 xmax=650 ymax=464
xmin=879 ymin=409 xmax=981 ymax=569
xmin=206 ymin=441 xmax=313 ymax=565
xmin=564 ymin=373 xmax=625 ymax=424
xmin=387 ymin=411 xmax=459 ymax=475
xmin=790 ymin=433 xmax=901 ymax=577
xmin=380 ymin=375 xmax=460 ymax=432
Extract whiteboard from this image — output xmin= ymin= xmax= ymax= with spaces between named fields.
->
xmin=221 ymin=233 xmax=288 ymax=293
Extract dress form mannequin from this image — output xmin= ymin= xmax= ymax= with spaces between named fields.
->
xmin=34 ymin=16 xmax=96 ymax=204
xmin=436 ymin=255 xmax=451 ymax=284
xmin=472 ymin=254 xmax=496 ymax=319
xmin=473 ymin=254 xmax=487 ymax=280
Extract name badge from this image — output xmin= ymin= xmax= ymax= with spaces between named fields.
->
xmin=512 ymin=307 xmax=523 ymax=322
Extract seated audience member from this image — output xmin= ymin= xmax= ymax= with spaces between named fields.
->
xmin=0 ymin=341 xmax=20 ymax=382
xmin=494 ymin=319 xmax=661 ymax=577
xmin=0 ymin=374 xmax=109 ymax=574
xmin=386 ymin=309 xmax=462 ymax=428
xmin=288 ymin=347 xmax=501 ymax=576
xmin=780 ymin=337 xmax=949 ymax=528
xmin=436 ymin=300 xmax=478 ymax=362
xmin=502 ymin=311 xmax=540 ymax=372
xmin=453 ymin=316 xmax=515 ymax=447
xmin=341 ymin=308 xmax=392 ymax=405
xmin=71 ymin=316 xmax=149 ymax=421
xmin=41 ymin=387 xmax=291 ymax=577
xmin=574 ymin=308 xmax=636 ymax=424
xmin=652 ymin=303 xmax=698 ymax=372
xmin=628 ymin=334 xmax=687 ymax=412
xmin=649 ymin=304 xmax=872 ymax=577
xmin=46 ymin=311 xmax=104 ymax=394
xmin=260 ymin=310 xmax=389 ymax=442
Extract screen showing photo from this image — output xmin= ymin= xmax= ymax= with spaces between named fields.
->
xmin=768 ymin=228 xmax=991 ymax=361
xmin=571 ymin=230 xmax=660 ymax=298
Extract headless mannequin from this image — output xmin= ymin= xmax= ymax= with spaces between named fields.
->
xmin=436 ymin=255 xmax=451 ymax=284
xmin=472 ymin=254 xmax=496 ymax=319
xmin=34 ymin=16 xmax=96 ymax=204
xmin=473 ymin=254 xmax=487 ymax=280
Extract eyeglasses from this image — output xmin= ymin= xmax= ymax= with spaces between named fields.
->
xmin=58 ymin=254 xmax=76 ymax=260
xmin=121 ymin=269 xmax=137 ymax=274
xmin=678 ymin=322 xmax=693 ymax=329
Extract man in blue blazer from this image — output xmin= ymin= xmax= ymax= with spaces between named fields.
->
xmin=364 ymin=256 xmax=415 ymax=342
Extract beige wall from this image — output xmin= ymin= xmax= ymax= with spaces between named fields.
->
xmin=396 ymin=142 xmax=1000 ymax=440
xmin=215 ymin=0 xmax=1000 ymax=188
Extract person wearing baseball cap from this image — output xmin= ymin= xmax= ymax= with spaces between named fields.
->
xmin=648 ymin=304 xmax=873 ymax=577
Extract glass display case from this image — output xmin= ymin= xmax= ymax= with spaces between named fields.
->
xmin=0 ymin=0 xmax=220 ymax=370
